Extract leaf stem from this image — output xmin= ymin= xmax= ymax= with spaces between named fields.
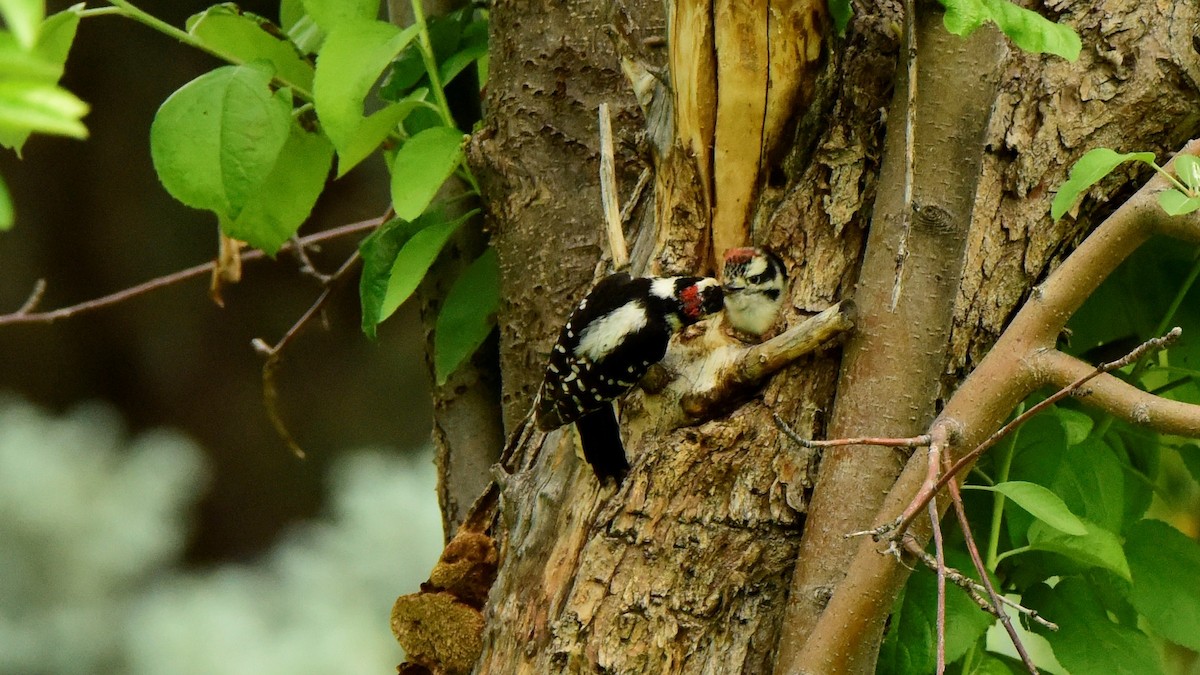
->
xmin=103 ymin=0 xmax=314 ymax=101
xmin=985 ymin=404 xmax=1022 ymax=571
xmin=993 ymin=545 xmax=1030 ymax=566
xmin=409 ymin=0 xmax=455 ymax=129
xmin=409 ymin=0 xmax=479 ymax=193
xmin=1149 ymin=161 xmax=1193 ymax=197
xmin=77 ymin=7 xmax=123 ymax=17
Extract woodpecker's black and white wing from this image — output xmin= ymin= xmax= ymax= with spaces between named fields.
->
xmin=535 ymin=273 xmax=672 ymax=431
xmin=534 ymin=272 xmax=724 ymax=483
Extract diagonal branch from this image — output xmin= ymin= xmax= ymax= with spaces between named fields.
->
xmin=798 ymin=137 xmax=1200 ymax=670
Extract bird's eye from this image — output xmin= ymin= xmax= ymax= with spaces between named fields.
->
xmin=748 ymin=272 xmax=767 ymax=284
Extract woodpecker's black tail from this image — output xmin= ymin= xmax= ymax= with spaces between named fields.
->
xmin=574 ymin=404 xmax=629 ymax=485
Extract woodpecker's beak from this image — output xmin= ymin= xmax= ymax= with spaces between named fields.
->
xmin=723 ymin=284 xmax=744 ymax=293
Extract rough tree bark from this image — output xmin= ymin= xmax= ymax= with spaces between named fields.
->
xmin=448 ymin=0 xmax=1200 ymax=672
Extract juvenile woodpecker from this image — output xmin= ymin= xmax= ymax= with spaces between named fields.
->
xmin=535 ymin=273 xmax=725 ymax=483
xmin=721 ymin=247 xmax=788 ymax=338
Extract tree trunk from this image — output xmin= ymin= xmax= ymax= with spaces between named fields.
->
xmin=465 ymin=0 xmax=1200 ymax=671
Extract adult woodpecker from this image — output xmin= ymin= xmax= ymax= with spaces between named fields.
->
xmin=534 ymin=272 xmax=725 ymax=483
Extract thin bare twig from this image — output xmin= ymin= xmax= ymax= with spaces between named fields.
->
xmin=929 ymin=499 xmax=946 ymax=675
xmin=774 ymin=414 xmax=931 ymax=449
xmin=944 ymin=454 xmax=1036 ymax=674
xmin=904 ymin=540 xmax=1057 ymax=630
xmin=16 ymin=279 xmax=46 ymax=314
xmin=288 ymin=234 xmax=332 ymax=283
xmin=255 ymin=250 xmax=364 ymax=459
xmin=0 ymin=217 xmax=384 ymax=327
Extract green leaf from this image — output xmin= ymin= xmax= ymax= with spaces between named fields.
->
xmin=970 ymin=652 xmax=1023 ymax=674
xmin=34 ymin=4 xmax=81 ymax=73
xmin=0 ymin=5 xmax=81 ymax=153
xmin=1054 ymin=407 xmax=1092 ymax=445
xmin=1125 ymin=519 xmax=1200 ymax=651
xmin=940 ymin=0 xmax=1079 ymax=60
xmin=438 ymin=41 xmax=488 ymax=86
xmin=1052 ymin=438 xmax=1125 ymax=533
xmin=970 ymin=481 xmax=1087 ymax=536
xmin=1158 ymin=188 xmax=1200 ymax=216
xmin=0 ymin=172 xmax=13 ymax=230
xmin=1175 ymin=154 xmax=1200 ymax=191
xmin=1028 ymin=518 xmax=1130 ymax=580
xmin=379 ymin=9 xmax=471 ymax=100
xmin=435 ymin=248 xmax=499 ymax=383
xmin=187 ymin=5 xmax=314 ymax=93
xmin=1004 ymin=413 xmax=1068 ymax=545
xmin=279 ymin=0 xmax=323 ymax=56
xmin=280 ymin=0 xmax=304 ymax=31
xmin=380 ymin=210 xmax=473 ymax=321
xmin=0 ymin=36 xmax=59 ymax=80
xmin=983 ymin=0 xmax=1080 ymax=59
xmin=359 ymin=216 xmax=430 ymax=338
xmin=313 ymin=19 xmax=420 ymax=175
xmin=877 ymin=549 xmax=995 ymax=674
xmin=1178 ymin=443 xmax=1200 ymax=485
xmin=0 ymin=0 xmax=43 ymax=50
xmin=1051 ymin=148 xmax=1156 ymax=220
xmin=390 ymin=126 xmax=465 ymax=220
xmin=219 ymin=119 xmax=332 ymax=253
xmin=150 ymin=64 xmax=291 ymax=220
xmin=300 ymin=0 xmax=377 ymax=33
xmin=942 ymin=0 xmax=987 ymax=35
xmin=828 ymin=0 xmax=852 ymax=35
xmin=1024 ymin=578 xmax=1162 ymax=675
xmin=0 ymin=80 xmax=87 ymax=138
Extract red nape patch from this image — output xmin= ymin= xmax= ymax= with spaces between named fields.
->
xmin=680 ymin=284 xmax=704 ymax=317
xmin=724 ymin=247 xmax=756 ymax=264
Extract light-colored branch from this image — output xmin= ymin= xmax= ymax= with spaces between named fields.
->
xmin=675 ymin=302 xmax=855 ymax=424
xmin=777 ymin=13 xmax=1004 ymax=670
xmin=801 ymin=137 xmax=1200 ymax=670
xmin=598 ymin=103 xmax=629 ymax=270
xmin=738 ymin=301 xmax=855 ymax=382
xmin=1038 ymin=347 xmax=1200 ymax=437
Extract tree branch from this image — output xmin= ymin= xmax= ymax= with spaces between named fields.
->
xmin=798 ymin=137 xmax=1200 ymax=670
xmin=1037 ymin=346 xmax=1200 ymax=437
xmin=776 ymin=12 xmax=1005 ymax=670
xmin=0 ymin=218 xmax=383 ymax=326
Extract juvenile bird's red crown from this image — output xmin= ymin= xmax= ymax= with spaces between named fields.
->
xmin=724 ymin=247 xmax=758 ymax=266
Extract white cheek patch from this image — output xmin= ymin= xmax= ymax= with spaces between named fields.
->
xmin=575 ymin=301 xmax=648 ymax=361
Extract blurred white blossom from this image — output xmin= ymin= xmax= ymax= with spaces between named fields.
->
xmin=0 ymin=396 xmax=443 ymax=675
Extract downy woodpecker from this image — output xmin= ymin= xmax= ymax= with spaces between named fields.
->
xmin=535 ymin=273 xmax=725 ymax=483
xmin=721 ymin=247 xmax=788 ymax=338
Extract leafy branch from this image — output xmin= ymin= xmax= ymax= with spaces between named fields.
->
xmin=796 ymin=138 xmax=1200 ymax=673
